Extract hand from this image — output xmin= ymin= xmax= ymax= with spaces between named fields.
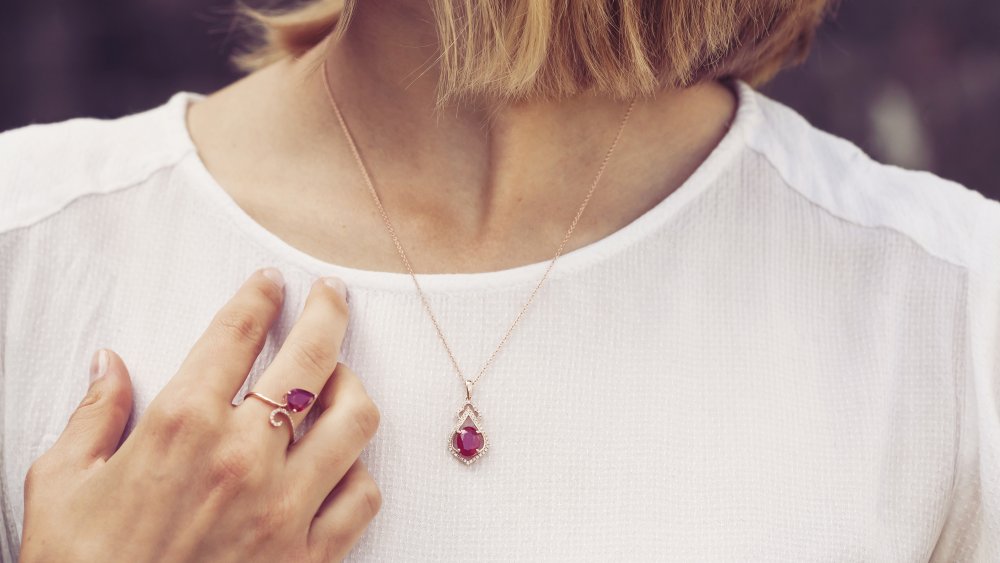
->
xmin=19 ymin=268 xmax=381 ymax=562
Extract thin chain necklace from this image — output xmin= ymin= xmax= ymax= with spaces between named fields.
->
xmin=319 ymin=57 xmax=636 ymax=466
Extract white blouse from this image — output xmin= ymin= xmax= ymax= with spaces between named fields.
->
xmin=1 ymin=80 xmax=998 ymax=561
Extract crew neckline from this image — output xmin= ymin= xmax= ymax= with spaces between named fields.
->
xmin=166 ymin=80 xmax=762 ymax=293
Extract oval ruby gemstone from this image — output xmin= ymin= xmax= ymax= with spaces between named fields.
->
xmin=453 ymin=426 xmax=483 ymax=458
xmin=285 ymin=388 xmax=316 ymax=412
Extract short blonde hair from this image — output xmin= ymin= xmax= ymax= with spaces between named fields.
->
xmin=231 ymin=0 xmax=832 ymax=108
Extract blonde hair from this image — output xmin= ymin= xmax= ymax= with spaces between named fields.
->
xmin=231 ymin=0 xmax=832 ymax=108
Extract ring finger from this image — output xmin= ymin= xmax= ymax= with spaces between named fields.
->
xmin=286 ymin=362 xmax=380 ymax=508
xmin=239 ymin=275 xmax=350 ymax=449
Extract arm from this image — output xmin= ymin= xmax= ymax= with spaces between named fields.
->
xmin=0 ymin=253 xmax=16 ymax=562
xmin=930 ymin=196 xmax=1000 ymax=562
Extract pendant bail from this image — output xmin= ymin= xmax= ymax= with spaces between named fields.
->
xmin=464 ymin=379 xmax=474 ymax=403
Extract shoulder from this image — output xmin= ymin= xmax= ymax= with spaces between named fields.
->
xmin=737 ymin=82 xmax=1000 ymax=277
xmin=0 ymin=92 xmax=200 ymax=235
xmin=738 ymin=88 xmax=1000 ymax=557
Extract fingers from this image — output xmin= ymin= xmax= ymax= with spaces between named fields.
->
xmin=239 ymin=276 xmax=349 ymax=447
xmin=49 ymin=349 xmax=134 ymax=469
xmin=174 ymin=268 xmax=286 ymax=401
xmin=286 ymin=363 xmax=379 ymax=505
xmin=308 ymin=459 xmax=382 ymax=562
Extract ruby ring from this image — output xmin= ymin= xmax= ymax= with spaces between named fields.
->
xmin=243 ymin=388 xmax=317 ymax=438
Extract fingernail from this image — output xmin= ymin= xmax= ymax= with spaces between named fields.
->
xmin=89 ymin=349 xmax=109 ymax=384
xmin=322 ymin=276 xmax=348 ymax=300
xmin=262 ymin=267 xmax=285 ymax=289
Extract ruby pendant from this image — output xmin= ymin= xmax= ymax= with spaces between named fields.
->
xmin=448 ymin=400 xmax=489 ymax=465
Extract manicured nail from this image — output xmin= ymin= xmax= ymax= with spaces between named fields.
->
xmin=322 ymin=276 xmax=348 ymax=300
xmin=262 ymin=267 xmax=285 ymax=289
xmin=89 ymin=349 xmax=109 ymax=384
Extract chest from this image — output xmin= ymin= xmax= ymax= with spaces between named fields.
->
xmin=4 ymin=262 xmax=960 ymax=561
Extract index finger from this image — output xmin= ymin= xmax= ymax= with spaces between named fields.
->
xmin=171 ymin=267 xmax=286 ymax=401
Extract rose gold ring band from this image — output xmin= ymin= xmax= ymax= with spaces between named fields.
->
xmin=242 ymin=388 xmax=317 ymax=444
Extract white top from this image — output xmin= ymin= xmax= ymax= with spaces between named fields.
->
xmin=1 ymin=81 xmax=998 ymax=562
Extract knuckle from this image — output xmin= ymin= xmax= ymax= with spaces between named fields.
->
xmin=248 ymin=510 xmax=277 ymax=543
xmin=209 ymin=445 xmax=264 ymax=491
xmin=287 ymin=337 xmax=337 ymax=375
xmin=77 ymin=385 xmax=104 ymax=411
xmin=147 ymin=399 xmax=213 ymax=440
xmin=216 ymin=308 xmax=268 ymax=345
xmin=66 ymin=388 xmax=107 ymax=429
xmin=357 ymin=477 xmax=383 ymax=519
xmin=66 ymin=382 xmax=128 ymax=434
xmin=347 ymin=396 xmax=381 ymax=441
xmin=328 ymin=289 xmax=350 ymax=318
xmin=249 ymin=494 xmax=293 ymax=540
xmin=316 ymin=279 xmax=350 ymax=317
xmin=24 ymin=457 xmax=52 ymax=495
xmin=251 ymin=275 xmax=285 ymax=310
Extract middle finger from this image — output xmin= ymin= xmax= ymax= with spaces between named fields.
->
xmin=238 ymin=276 xmax=350 ymax=449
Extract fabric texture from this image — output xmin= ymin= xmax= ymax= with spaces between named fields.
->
xmin=1 ymin=81 xmax=998 ymax=562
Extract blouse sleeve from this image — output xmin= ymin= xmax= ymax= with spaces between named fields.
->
xmin=0 ymin=288 xmax=16 ymax=562
xmin=930 ymin=195 xmax=1000 ymax=562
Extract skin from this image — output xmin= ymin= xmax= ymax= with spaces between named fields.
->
xmin=21 ymin=1 xmax=737 ymax=561
xmin=22 ymin=270 xmax=379 ymax=561
xmin=186 ymin=1 xmax=737 ymax=275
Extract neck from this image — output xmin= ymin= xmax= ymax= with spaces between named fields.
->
xmin=256 ymin=1 xmax=737 ymax=260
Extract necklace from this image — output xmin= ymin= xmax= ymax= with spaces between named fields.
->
xmin=319 ymin=58 xmax=636 ymax=466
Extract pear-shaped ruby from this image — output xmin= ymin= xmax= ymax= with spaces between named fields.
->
xmin=285 ymin=388 xmax=316 ymax=412
xmin=453 ymin=425 xmax=484 ymax=458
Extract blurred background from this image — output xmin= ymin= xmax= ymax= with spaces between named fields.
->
xmin=1 ymin=0 xmax=998 ymax=200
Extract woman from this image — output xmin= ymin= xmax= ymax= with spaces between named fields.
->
xmin=2 ymin=0 xmax=998 ymax=560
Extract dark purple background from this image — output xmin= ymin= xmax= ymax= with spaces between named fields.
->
xmin=2 ymin=0 xmax=998 ymax=199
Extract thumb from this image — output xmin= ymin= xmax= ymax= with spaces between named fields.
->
xmin=54 ymin=348 xmax=134 ymax=468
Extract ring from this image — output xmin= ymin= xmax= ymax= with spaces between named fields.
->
xmin=243 ymin=388 xmax=317 ymax=439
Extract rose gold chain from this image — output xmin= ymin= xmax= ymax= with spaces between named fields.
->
xmin=319 ymin=58 xmax=635 ymax=393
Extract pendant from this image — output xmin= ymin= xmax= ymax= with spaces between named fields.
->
xmin=448 ymin=382 xmax=489 ymax=465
